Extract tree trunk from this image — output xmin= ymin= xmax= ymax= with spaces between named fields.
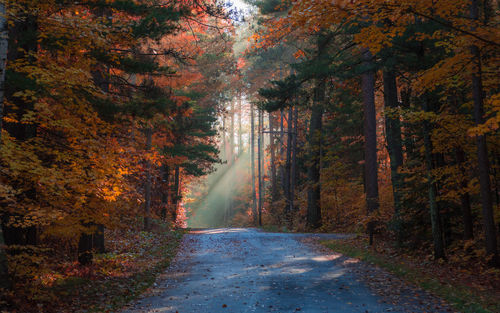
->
xmin=144 ymin=127 xmax=152 ymax=231
xmin=286 ymin=107 xmax=293 ymax=213
xmin=491 ymin=149 xmax=500 ymax=215
xmin=0 ymin=0 xmax=7 ymax=142
xmin=238 ymin=91 xmax=243 ymax=155
xmin=423 ymin=98 xmax=446 ymax=260
xmin=230 ymin=100 xmax=235 ymax=164
xmin=436 ymin=153 xmax=452 ymax=247
xmin=2 ymin=10 xmax=39 ymax=265
xmin=455 ymin=148 xmax=474 ymax=240
xmin=362 ymin=49 xmax=379 ymax=245
xmin=470 ymin=0 xmax=499 ymax=267
xmin=279 ymin=110 xmax=285 ymax=196
xmin=257 ymin=110 xmax=263 ymax=226
xmin=0 ymin=0 xmax=10 ymax=289
xmin=161 ymin=165 xmax=170 ymax=221
xmin=222 ymin=116 xmax=228 ymax=225
xmin=90 ymin=5 xmax=109 ymax=251
xmin=291 ymin=107 xmax=298 ymax=212
xmin=172 ymin=165 xmax=180 ymax=224
xmin=383 ymin=71 xmax=404 ymax=244
xmin=0 ymin=229 xmax=9 ymax=289
xmin=78 ymin=225 xmax=93 ymax=265
xmin=306 ymin=80 xmax=324 ymax=229
xmin=260 ymin=111 xmax=265 ymax=200
xmin=250 ymin=103 xmax=258 ymax=225
xmin=92 ymin=224 xmax=105 ymax=254
xmin=269 ymin=113 xmax=278 ymax=204
xmin=401 ymin=88 xmax=415 ymax=157
xmin=228 ymin=101 xmax=235 ymax=223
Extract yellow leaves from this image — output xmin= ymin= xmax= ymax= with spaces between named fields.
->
xmin=1 ymin=208 xmax=63 ymax=228
xmin=467 ymin=120 xmax=499 ymax=137
xmin=11 ymin=89 xmax=38 ymax=102
xmin=99 ymin=186 xmax=122 ymax=202
xmin=414 ymin=53 xmax=472 ymax=94
xmin=354 ymin=24 xmax=405 ymax=55
xmin=467 ymin=92 xmax=500 ymax=136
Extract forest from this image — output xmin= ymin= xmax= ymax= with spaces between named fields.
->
xmin=0 ymin=0 xmax=499 ymax=312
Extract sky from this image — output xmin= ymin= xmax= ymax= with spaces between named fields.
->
xmin=226 ymin=0 xmax=254 ymax=19
xmin=228 ymin=0 xmax=252 ymax=11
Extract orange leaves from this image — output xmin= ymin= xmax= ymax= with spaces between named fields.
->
xmin=99 ymin=186 xmax=123 ymax=202
xmin=293 ymin=49 xmax=305 ymax=59
xmin=236 ymin=57 xmax=246 ymax=70
xmin=353 ymin=24 xmax=406 ymax=55
xmin=415 ymin=53 xmax=472 ymax=94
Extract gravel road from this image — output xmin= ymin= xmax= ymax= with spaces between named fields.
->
xmin=124 ymin=228 xmax=453 ymax=313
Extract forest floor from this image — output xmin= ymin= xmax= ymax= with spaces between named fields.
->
xmin=320 ymin=236 xmax=500 ymax=313
xmin=2 ymin=225 xmax=183 ymax=313
xmin=122 ymin=228 xmax=456 ymax=313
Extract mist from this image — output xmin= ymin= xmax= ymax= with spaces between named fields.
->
xmin=185 ymin=151 xmax=252 ymax=228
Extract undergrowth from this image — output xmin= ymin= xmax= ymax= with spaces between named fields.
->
xmin=2 ymin=227 xmax=183 ymax=313
xmin=322 ymin=238 xmax=500 ymax=313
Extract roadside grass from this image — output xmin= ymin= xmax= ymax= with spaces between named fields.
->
xmin=261 ymin=225 xmax=279 ymax=232
xmin=321 ymin=239 xmax=499 ymax=313
xmin=261 ymin=225 xmax=291 ymax=233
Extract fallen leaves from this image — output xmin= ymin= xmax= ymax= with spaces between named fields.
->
xmin=4 ymin=227 xmax=183 ymax=313
xmin=320 ymin=236 xmax=500 ymax=313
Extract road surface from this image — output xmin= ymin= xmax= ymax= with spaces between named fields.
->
xmin=124 ymin=228 xmax=453 ymax=313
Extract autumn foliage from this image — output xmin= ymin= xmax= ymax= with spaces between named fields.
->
xmin=242 ymin=0 xmax=500 ymax=271
xmin=0 ymin=0 xmax=237 ymax=310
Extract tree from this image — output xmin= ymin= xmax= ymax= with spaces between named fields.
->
xmin=361 ymin=48 xmax=379 ymax=245
xmin=306 ymin=78 xmax=324 ymax=229
xmin=251 ymin=102 xmax=258 ymax=225
xmin=0 ymin=0 xmax=9 ymax=290
xmin=383 ymin=70 xmax=404 ymax=243
xmin=469 ymin=0 xmax=499 ymax=267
